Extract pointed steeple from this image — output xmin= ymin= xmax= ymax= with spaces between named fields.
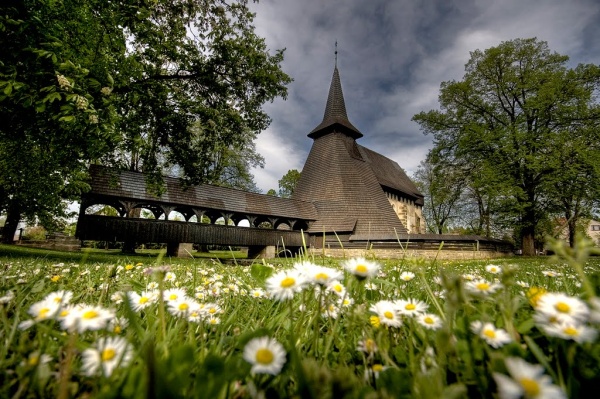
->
xmin=308 ymin=65 xmax=363 ymax=140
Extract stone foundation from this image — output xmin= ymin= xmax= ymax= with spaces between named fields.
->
xmin=308 ymin=247 xmax=512 ymax=261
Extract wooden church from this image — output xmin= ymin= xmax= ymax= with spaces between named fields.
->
xmin=293 ymin=65 xmax=425 ymax=247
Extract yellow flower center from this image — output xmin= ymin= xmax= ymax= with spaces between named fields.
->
xmin=101 ymin=348 xmax=116 ymax=362
xmin=372 ymin=364 xmax=384 ymax=372
xmin=384 ymin=311 xmax=394 ymax=319
xmin=365 ymin=339 xmax=376 ymax=352
xmin=82 ymin=310 xmax=99 ymax=319
xmin=405 ymin=304 xmax=416 ymax=311
xmin=53 ymin=297 xmax=62 ymax=303
xmin=563 ymin=326 xmax=578 ymax=336
xmin=424 ymin=317 xmax=434 ymax=324
xmin=483 ymin=329 xmax=496 ymax=339
xmin=370 ymin=316 xmax=381 ymax=328
xmin=519 ymin=378 xmax=541 ymax=397
xmin=60 ymin=310 xmax=69 ymax=317
xmin=179 ymin=303 xmax=189 ymax=311
xmin=315 ymin=272 xmax=329 ymax=281
xmin=280 ymin=277 xmax=296 ymax=288
xmin=355 ymin=265 xmax=368 ymax=274
xmin=139 ymin=297 xmax=149 ymax=304
xmin=51 ymin=276 xmax=60 ymax=282
xmin=333 ymin=284 xmax=343 ymax=292
xmin=209 ymin=307 xmax=217 ymax=314
xmin=403 ymin=276 xmax=412 ymax=281
xmin=255 ymin=348 xmax=274 ymax=365
xmin=114 ymin=325 xmax=122 ymax=334
xmin=125 ymin=264 xmax=134 ymax=270
xmin=28 ymin=356 xmax=40 ymax=366
xmin=169 ymin=294 xmax=178 ymax=300
xmin=476 ymin=283 xmax=490 ymax=291
xmin=555 ymin=302 xmax=570 ymax=313
xmin=527 ymin=287 xmax=547 ymax=307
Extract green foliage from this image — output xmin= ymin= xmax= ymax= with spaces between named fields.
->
xmin=0 ymin=0 xmax=291 ymax=239
xmin=277 ymin=169 xmax=301 ymax=198
xmin=413 ymin=38 xmax=600 ymax=255
xmin=22 ymin=225 xmax=47 ymax=241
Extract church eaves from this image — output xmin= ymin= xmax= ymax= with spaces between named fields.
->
xmin=308 ymin=67 xmax=363 ymax=140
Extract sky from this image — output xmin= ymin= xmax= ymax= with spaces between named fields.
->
xmin=246 ymin=0 xmax=600 ymax=193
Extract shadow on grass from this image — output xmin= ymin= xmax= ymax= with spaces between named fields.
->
xmin=0 ymin=244 xmax=248 ymax=265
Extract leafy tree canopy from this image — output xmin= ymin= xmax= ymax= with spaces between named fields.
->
xmin=0 ymin=0 xmax=291 ymax=241
xmin=413 ymin=38 xmax=600 ymax=255
xmin=277 ymin=169 xmax=301 ymax=198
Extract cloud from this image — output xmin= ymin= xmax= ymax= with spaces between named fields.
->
xmin=249 ymin=0 xmax=600 ymax=193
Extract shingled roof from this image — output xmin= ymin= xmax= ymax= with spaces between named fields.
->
xmin=86 ymin=165 xmax=318 ymax=221
xmin=308 ymin=67 xmax=363 ymax=140
xmin=293 ymin=65 xmax=424 ymax=239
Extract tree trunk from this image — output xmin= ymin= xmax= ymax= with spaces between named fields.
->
xmin=1 ymin=203 xmax=21 ymax=244
xmin=567 ymin=218 xmax=576 ymax=248
xmin=521 ymin=228 xmax=536 ymax=256
xmin=121 ymin=207 xmax=140 ymax=254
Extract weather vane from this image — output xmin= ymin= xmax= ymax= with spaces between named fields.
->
xmin=335 ymin=41 xmax=338 ymax=67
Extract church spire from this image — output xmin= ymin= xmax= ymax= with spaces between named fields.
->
xmin=308 ymin=48 xmax=363 ymax=140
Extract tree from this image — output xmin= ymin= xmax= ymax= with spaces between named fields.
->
xmin=413 ymin=38 xmax=600 ymax=256
xmin=413 ymin=157 xmax=465 ymax=234
xmin=278 ymin=169 xmax=301 ymax=198
xmin=0 ymin=0 xmax=291 ymax=242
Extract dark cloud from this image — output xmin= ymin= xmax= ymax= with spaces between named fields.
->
xmin=249 ymin=0 xmax=600 ymax=192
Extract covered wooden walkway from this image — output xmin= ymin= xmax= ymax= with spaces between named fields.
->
xmin=76 ymin=165 xmax=318 ymax=257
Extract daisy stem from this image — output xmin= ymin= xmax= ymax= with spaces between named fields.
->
xmin=158 ymin=279 xmax=167 ymax=342
xmin=461 ymin=315 xmax=487 ymax=396
xmin=322 ymin=290 xmax=347 ymax=364
xmin=57 ymin=332 xmax=77 ymax=399
xmin=313 ymin=288 xmax=322 ymax=358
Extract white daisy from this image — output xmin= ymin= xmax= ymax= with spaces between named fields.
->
xmin=0 ymin=290 xmax=15 ymax=304
xmin=535 ymin=292 xmax=589 ymax=324
xmin=357 ymin=338 xmax=378 ymax=357
xmin=465 ymin=279 xmax=502 ymax=296
xmin=303 ymin=264 xmax=343 ymax=286
xmin=342 ymin=257 xmax=380 ymax=280
xmin=265 ymin=269 xmax=306 ymax=301
xmin=19 ymin=298 xmax=61 ymax=329
xmin=201 ymin=302 xmax=222 ymax=318
xmin=250 ymin=288 xmax=266 ymax=298
xmin=470 ymin=321 xmax=512 ymax=348
xmin=394 ymin=298 xmax=428 ymax=317
xmin=69 ymin=305 xmax=115 ymax=333
xmin=81 ymin=336 xmax=133 ymax=377
xmin=399 ymin=271 xmax=416 ymax=282
xmin=417 ymin=313 xmax=442 ymax=330
xmin=163 ymin=288 xmax=188 ymax=303
xmin=108 ymin=317 xmax=129 ymax=334
xmin=370 ymin=300 xmax=402 ymax=328
xmin=167 ymin=297 xmax=199 ymax=318
xmin=110 ymin=291 xmax=125 ymax=305
xmin=540 ymin=322 xmax=597 ymax=343
xmin=485 ymin=264 xmax=502 ymax=274
xmin=128 ymin=291 xmax=157 ymax=312
xmin=364 ymin=364 xmax=387 ymax=381
xmin=493 ymin=357 xmax=565 ymax=399
xmin=243 ymin=336 xmax=287 ymax=375
xmin=44 ymin=290 xmax=73 ymax=305
xmin=326 ymin=280 xmax=346 ymax=297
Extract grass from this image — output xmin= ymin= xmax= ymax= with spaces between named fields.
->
xmin=1 ymin=237 xmax=600 ymax=398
